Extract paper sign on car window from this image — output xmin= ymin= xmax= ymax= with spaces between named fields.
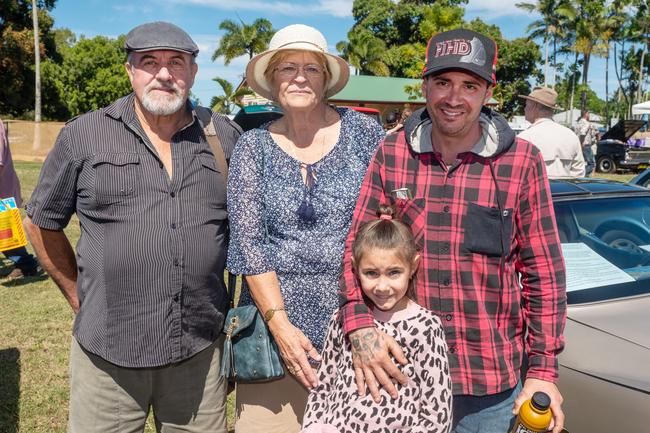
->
xmin=561 ymin=243 xmax=635 ymax=292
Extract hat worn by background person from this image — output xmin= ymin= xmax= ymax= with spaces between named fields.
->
xmin=519 ymin=87 xmax=561 ymax=110
xmin=125 ymin=21 xmax=199 ymax=56
xmin=246 ymin=24 xmax=349 ymax=100
xmin=422 ymin=28 xmax=497 ymax=85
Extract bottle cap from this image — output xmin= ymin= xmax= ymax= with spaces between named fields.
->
xmin=531 ymin=392 xmax=551 ymax=411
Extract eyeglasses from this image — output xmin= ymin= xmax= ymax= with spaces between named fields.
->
xmin=134 ymin=58 xmax=189 ymax=74
xmin=274 ymin=63 xmax=324 ymax=78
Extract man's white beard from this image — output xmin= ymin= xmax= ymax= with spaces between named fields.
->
xmin=140 ymin=80 xmax=186 ymax=116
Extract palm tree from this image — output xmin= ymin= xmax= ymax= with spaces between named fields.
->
xmin=598 ymin=1 xmax=629 ymax=126
xmin=212 ymin=18 xmax=273 ymax=65
xmin=569 ymin=0 xmax=611 ymax=111
xmin=336 ymin=30 xmax=389 ymax=76
xmin=210 ymin=77 xmax=253 ymax=115
xmin=515 ymin=0 xmax=574 ymax=86
xmin=629 ymin=0 xmax=649 ymax=104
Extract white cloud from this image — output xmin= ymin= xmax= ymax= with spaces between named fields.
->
xmin=466 ymin=0 xmax=530 ymax=19
xmin=314 ymin=0 xmax=353 ymax=18
xmin=169 ymin=0 xmax=352 ymax=18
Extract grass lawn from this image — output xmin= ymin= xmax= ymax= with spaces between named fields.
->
xmin=0 ymin=162 xmax=235 ymax=433
xmin=0 ymin=162 xmax=638 ymax=432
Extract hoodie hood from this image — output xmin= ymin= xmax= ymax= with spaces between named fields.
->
xmin=403 ymin=106 xmax=516 ymax=159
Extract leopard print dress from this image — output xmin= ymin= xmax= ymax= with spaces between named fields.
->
xmin=302 ymin=302 xmax=452 ymax=433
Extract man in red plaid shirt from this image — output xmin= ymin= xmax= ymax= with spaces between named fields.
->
xmin=339 ymin=29 xmax=567 ymax=433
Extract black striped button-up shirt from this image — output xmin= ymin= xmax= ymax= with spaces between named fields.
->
xmin=26 ymin=93 xmax=242 ymax=367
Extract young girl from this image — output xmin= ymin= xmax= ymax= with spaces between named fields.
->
xmin=301 ymin=205 xmax=452 ymax=433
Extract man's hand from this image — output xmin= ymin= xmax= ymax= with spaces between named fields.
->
xmin=513 ymin=378 xmax=564 ymax=433
xmin=349 ymin=327 xmax=409 ymax=402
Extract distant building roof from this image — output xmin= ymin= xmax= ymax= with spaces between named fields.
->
xmin=330 ymin=75 xmax=425 ymax=104
xmin=237 ymin=74 xmax=501 ymax=108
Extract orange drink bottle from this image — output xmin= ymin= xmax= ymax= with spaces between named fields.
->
xmin=510 ymin=392 xmax=552 ymax=433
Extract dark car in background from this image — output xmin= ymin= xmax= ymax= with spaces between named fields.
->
xmin=233 ymin=104 xmax=382 ymax=132
xmin=595 ymin=119 xmax=648 ymax=173
xmin=233 ymin=104 xmax=283 ymax=132
xmin=550 ymin=178 xmax=650 ymax=433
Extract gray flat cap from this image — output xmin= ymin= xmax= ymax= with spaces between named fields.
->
xmin=125 ymin=21 xmax=199 ymax=56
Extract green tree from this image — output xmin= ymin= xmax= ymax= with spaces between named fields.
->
xmin=555 ymin=77 xmax=605 ymax=116
xmin=0 ymin=0 xmax=58 ymax=116
xmin=336 ymin=29 xmax=389 ymax=76
xmin=351 ymin=0 xmax=467 ymax=47
xmin=466 ymin=20 xmax=543 ymax=117
xmin=211 ymin=18 xmax=273 ymax=65
xmin=568 ymin=0 xmax=610 ymax=111
xmin=42 ymin=35 xmax=131 ymax=118
xmin=346 ymin=0 xmax=540 ymax=118
xmin=628 ymin=0 xmax=649 ymax=105
xmin=209 ymin=77 xmax=252 ymax=115
xmin=38 ymin=27 xmax=74 ymax=119
xmin=515 ymin=0 xmax=574 ymax=86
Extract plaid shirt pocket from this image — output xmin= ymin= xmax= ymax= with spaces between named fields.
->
xmin=395 ymin=198 xmax=426 ymax=250
xmin=462 ymin=203 xmax=513 ymax=257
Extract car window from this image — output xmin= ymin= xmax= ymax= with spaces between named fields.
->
xmin=554 ymin=197 xmax=650 ymax=297
xmin=630 ymin=169 xmax=650 ymax=188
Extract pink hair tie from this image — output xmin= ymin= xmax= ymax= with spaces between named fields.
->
xmin=380 ymin=214 xmax=393 ymax=220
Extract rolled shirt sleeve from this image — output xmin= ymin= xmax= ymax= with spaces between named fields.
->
xmin=515 ymin=150 xmax=567 ymax=382
xmin=338 ymin=141 xmax=388 ymax=334
xmin=26 ymin=126 xmax=79 ymax=230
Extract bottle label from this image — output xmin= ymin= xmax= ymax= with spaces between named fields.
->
xmin=514 ymin=425 xmax=535 ymax=433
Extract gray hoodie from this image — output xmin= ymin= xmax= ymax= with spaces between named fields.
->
xmin=402 ymin=106 xmax=516 ymax=159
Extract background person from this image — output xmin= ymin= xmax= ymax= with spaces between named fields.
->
xmin=23 ymin=21 xmax=241 ymax=433
xmin=302 ymin=205 xmax=452 ymax=433
xmin=576 ymin=110 xmax=597 ymax=176
xmin=383 ymin=110 xmax=399 ymax=131
xmin=385 ymin=107 xmax=413 ymax=135
xmin=518 ymin=87 xmax=585 ymax=178
xmin=338 ymin=28 xmax=567 ymax=433
xmin=0 ymin=119 xmax=41 ymax=279
xmin=227 ymin=24 xmax=384 ymax=433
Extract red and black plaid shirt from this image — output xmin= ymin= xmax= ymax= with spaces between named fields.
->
xmin=339 ymin=129 xmax=567 ymax=396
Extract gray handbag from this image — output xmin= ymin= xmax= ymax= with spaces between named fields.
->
xmin=220 ymin=274 xmax=285 ymax=382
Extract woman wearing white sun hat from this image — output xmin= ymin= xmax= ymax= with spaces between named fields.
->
xmin=226 ymin=24 xmax=385 ymax=433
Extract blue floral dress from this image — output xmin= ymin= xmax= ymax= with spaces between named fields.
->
xmin=226 ymin=107 xmax=384 ymax=351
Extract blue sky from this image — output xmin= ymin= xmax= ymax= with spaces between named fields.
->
xmin=50 ymin=0 xmax=612 ymax=111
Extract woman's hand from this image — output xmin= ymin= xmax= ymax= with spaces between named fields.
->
xmin=268 ymin=314 xmax=321 ymax=389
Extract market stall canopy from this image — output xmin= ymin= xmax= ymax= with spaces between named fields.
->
xmin=632 ymin=101 xmax=650 ymax=115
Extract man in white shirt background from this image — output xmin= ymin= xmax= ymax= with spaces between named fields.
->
xmin=518 ymin=87 xmax=586 ymax=178
xmin=576 ymin=110 xmax=597 ymax=176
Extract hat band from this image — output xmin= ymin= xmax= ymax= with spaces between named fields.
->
xmin=274 ymin=40 xmax=325 ymax=52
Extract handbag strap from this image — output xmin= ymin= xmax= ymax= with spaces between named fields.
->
xmin=195 ymin=105 xmax=229 ymax=181
xmin=195 ymin=105 xmax=237 ymax=307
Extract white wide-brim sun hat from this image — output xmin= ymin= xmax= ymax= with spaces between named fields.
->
xmin=246 ymin=24 xmax=350 ymax=101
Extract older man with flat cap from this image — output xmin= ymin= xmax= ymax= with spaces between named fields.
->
xmin=23 ymin=21 xmax=241 ymax=433
xmin=518 ymin=87 xmax=585 ymax=178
